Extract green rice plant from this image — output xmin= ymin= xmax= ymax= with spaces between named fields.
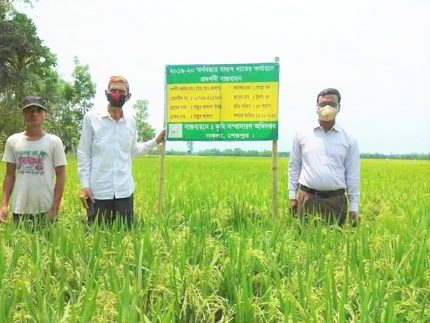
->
xmin=0 ymin=157 xmax=428 ymax=321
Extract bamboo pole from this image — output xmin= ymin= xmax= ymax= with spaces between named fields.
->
xmin=158 ymin=141 xmax=166 ymax=215
xmin=272 ymin=139 xmax=278 ymax=217
xmin=158 ymin=67 xmax=168 ymax=215
xmin=272 ymin=56 xmax=280 ymax=217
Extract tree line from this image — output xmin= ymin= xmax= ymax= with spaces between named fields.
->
xmin=0 ymin=0 xmax=154 ymax=153
xmin=0 ymin=0 xmax=96 ymax=153
xmin=166 ymin=149 xmax=430 ymax=160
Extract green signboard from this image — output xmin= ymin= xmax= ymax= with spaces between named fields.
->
xmin=166 ymin=63 xmax=279 ymax=141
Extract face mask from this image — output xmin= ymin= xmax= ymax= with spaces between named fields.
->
xmin=317 ymin=105 xmax=339 ymax=121
xmin=106 ymin=92 xmax=127 ymax=108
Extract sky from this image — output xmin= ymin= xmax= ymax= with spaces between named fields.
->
xmin=21 ymin=0 xmax=430 ymax=154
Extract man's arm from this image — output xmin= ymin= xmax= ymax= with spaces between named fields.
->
xmin=77 ymin=114 xmax=93 ymax=190
xmin=0 ymin=163 xmax=16 ymax=223
xmin=77 ymin=114 xmax=95 ymax=208
xmin=48 ymin=165 xmax=65 ymax=221
xmin=345 ymin=136 xmax=360 ymax=214
xmin=288 ymin=133 xmax=302 ymax=213
xmin=132 ymin=129 xmax=166 ymax=156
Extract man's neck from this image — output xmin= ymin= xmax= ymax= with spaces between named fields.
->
xmin=318 ymin=119 xmax=335 ymax=132
xmin=108 ymin=105 xmax=123 ymax=121
xmin=24 ymin=126 xmax=45 ymax=140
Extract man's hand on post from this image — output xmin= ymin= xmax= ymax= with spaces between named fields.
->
xmin=156 ymin=129 xmax=166 ymax=144
xmin=349 ymin=211 xmax=361 ymax=227
xmin=80 ymin=188 xmax=95 ymax=209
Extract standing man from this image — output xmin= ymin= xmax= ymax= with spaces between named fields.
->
xmin=78 ymin=75 xmax=165 ymax=226
xmin=0 ymin=96 xmax=67 ymax=224
xmin=288 ymin=88 xmax=360 ymax=226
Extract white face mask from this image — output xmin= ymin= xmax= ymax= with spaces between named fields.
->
xmin=317 ymin=105 xmax=339 ymax=121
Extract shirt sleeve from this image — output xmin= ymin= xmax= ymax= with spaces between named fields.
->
xmin=2 ymin=136 xmax=16 ymax=164
xmin=51 ymin=136 xmax=67 ymax=167
xmin=77 ymin=114 xmax=93 ymax=188
xmin=130 ymin=119 xmax=158 ymax=156
xmin=288 ymin=132 xmax=302 ymax=200
xmin=133 ymin=139 xmax=158 ymax=156
xmin=345 ymin=135 xmax=360 ymax=212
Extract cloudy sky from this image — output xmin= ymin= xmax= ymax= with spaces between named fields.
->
xmin=22 ymin=0 xmax=430 ymax=153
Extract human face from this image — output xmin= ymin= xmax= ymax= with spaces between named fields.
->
xmin=317 ymin=94 xmax=340 ymax=108
xmin=106 ymin=81 xmax=130 ymax=99
xmin=105 ymin=81 xmax=131 ymax=109
xmin=22 ymin=106 xmax=47 ymax=126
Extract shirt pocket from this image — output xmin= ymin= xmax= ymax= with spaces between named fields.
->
xmin=93 ymin=123 xmax=114 ymax=148
xmin=116 ymin=125 xmax=133 ymax=154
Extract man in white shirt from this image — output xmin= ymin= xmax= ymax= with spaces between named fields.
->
xmin=78 ymin=76 xmax=165 ymax=226
xmin=0 ymin=96 xmax=67 ymax=224
xmin=288 ymin=88 xmax=360 ymax=226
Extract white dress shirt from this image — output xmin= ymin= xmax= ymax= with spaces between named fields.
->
xmin=288 ymin=122 xmax=360 ymax=212
xmin=77 ymin=108 xmax=157 ymax=200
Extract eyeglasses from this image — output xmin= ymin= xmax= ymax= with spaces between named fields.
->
xmin=317 ymin=101 xmax=339 ymax=108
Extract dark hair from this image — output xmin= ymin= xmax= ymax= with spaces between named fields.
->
xmin=316 ymin=88 xmax=341 ymax=103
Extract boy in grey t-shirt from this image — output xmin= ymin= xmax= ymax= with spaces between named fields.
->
xmin=0 ymin=96 xmax=67 ymax=223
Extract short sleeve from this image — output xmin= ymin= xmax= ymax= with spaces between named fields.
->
xmin=50 ymin=135 xmax=67 ymax=167
xmin=2 ymin=136 xmax=17 ymax=164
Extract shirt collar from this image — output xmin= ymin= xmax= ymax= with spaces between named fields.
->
xmin=313 ymin=121 xmax=342 ymax=132
xmin=98 ymin=107 xmax=125 ymax=122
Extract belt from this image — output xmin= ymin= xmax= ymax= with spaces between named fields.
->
xmin=299 ymin=184 xmax=345 ymax=197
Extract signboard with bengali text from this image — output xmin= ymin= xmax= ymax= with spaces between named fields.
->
xmin=166 ymin=63 xmax=279 ymax=141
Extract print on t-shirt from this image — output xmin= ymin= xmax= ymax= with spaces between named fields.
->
xmin=16 ymin=150 xmax=47 ymax=175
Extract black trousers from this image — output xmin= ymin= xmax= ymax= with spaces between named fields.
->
xmin=87 ymin=194 xmax=133 ymax=227
xmin=297 ymin=190 xmax=348 ymax=225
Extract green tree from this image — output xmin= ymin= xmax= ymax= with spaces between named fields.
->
xmin=133 ymin=99 xmax=155 ymax=142
xmin=70 ymin=57 xmax=96 ymax=120
xmin=0 ymin=12 xmax=56 ymax=105
xmin=1 ymin=4 xmax=58 ymax=149
xmin=0 ymin=1 xmax=96 ymax=153
xmin=45 ymin=57 xmax=96 ymax=152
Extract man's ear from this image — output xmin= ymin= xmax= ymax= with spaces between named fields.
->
xmin=126 ymin=92 xmax=132 ymax=101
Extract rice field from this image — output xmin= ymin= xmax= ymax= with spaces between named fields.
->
xmin=0 ymin=157 xmax=429 ymax=322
